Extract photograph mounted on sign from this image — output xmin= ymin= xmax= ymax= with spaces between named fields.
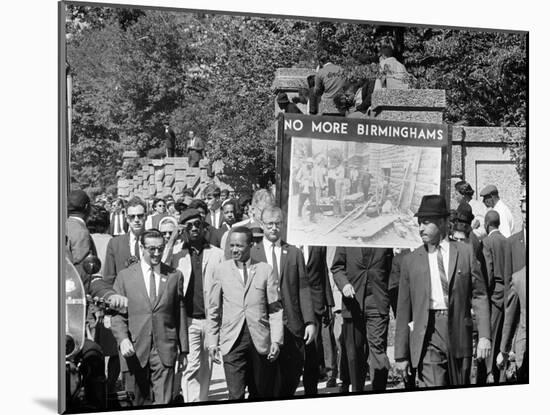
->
xmin=280 ymin=114 xmax=449 ymax=248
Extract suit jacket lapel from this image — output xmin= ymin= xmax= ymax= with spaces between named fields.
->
xmin=244 ymin=261 xmax=257 ymax=294
xmin=131 ymin=264 xmax=151 ymax=309
xmin=177 ymin=250 xmax=192 ymax=295
xmin=417 ymin=247 xmax=431 ymax=302
xmin=448 ymin=242 xmax=458 ymax=289
xmin=280 ymin=243 xmax=288 ymax=285
xmin=153 ymin=265 xmax=170 ymax=309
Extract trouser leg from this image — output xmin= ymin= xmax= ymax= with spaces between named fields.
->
xmin=417 ymin=312 xmax=449 ymax=388
xmin=365 ymin=309 xmax=391 ymax=391
xmin=149 ymin=347 xmax=174 ymax=405
xmin=274 ymin=326 xmax=305 ymax=397
xmin=341 ymin=317 xmax=367 ymax=391
xmin=222 ymin=325 xmax=249 ymax=400
xmin=303 ymin=315 xmax=322 ymax=395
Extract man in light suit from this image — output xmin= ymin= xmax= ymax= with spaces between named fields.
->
xmin=111 ymin=229 xmax=189 ymax=406
xmin=171 ymin=209 xmax=225 ymax=402
xmin=251 ymin=206 xmax=316 ymax=397
xmin=108 ymin=199 xmax=128 ymax=236
xmin=497 ymin=266 xmax=527 ymax=383
xmin=506 ymin=192 xmax=526 ymax=282
xmin=103 ymin=197 xmax=147 ymax=285
xmin=395 ymin=195 xmax=492 ymax=387
xmin=207 ymin=227 xmax=283 ymax=400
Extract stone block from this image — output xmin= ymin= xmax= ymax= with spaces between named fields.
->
xmin=117 ymin=179 xmax=129 ymax=188
xmin=175 ymin=170 xmax=187 ymax=182
xmin=142 ymin=165 xmax=149 ymax=173
xmin=151 ymin=159 xmax=165 ymax=167
xmin=452 ymin=126 xmax=525 ymax=144
xmin=148 ymin=165 xmax=155 ymax=175
xmin=187 ymin=167 xmax=200 ymax=177
xmin=118 ymin=187 xmax=130 ymax=197
xmin=165 ymin=164 xmax=175 ymax=175
xmin=155 ymin=181 xmax=164 ymax=192
xmin=164 ymin=175 xmax=175 ymax=187
xmin=148 ymin=184 xmax=156 ymax=197
xmin=174 ymin=159 xmax=189 ymax=170
xmin=154 ymin=169 xmax=165 ymax=182
xmin=271 ymin=67 xmax=315 ymax=91
xmin=372 ymin=89 xmax=446 ymax=110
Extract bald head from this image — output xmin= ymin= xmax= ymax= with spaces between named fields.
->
xmin=485 ymin=210 xmax=501 ymax=232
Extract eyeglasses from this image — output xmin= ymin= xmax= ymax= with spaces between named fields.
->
xmin=161 ymin=231 xmax=173 ymax=237
xmin=184 ymin=220 xmax=203 ymax=230
xmin=127 ymin=214 xmax=145 ymax=220
xmin=264 ymin=221 xmax=282 ymax=229
xmin=156 ymin=204 xmax=166 ymax=208
xmin=144 ymin=245 xmax=165 ymax=253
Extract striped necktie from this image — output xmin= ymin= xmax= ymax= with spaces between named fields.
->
xmin=437 ymin=245 xmax=448 ymax=306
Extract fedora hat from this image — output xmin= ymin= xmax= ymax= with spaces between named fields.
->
xmin=414 ymin=195 xmax=450 ymax=218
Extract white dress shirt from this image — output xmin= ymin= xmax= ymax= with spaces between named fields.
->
xmin=210 ymin=209 xmax=222 ymax=228
xmin=428 ymin=238 xmax=450 ymax=310
xmin=493 ymin=200 xmax=514 ymax=238
xmin=140 ymin=259 xmax=160 ymax=298
xmin=262 ymin=237 xmax=282 ymax=273
xmin=234 ymin=259 xmax=252 ymax=284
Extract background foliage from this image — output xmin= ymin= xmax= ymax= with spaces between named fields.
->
xmin=66 ymin=5 xmax=527 ymax=195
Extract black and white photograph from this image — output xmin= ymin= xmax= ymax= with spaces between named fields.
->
xmin=284 ymin=116 xmax=445 ymax=248
xmin=52 ymin=0 xmax=532 ymax=414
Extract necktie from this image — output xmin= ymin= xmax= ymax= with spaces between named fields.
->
xmin=437 ymin=246 xmax=448 ymax=306
xmin=243 ymin=263 xmax=248 ymax=285
xmin=134 ymin=237 xmax=140 ymax=260
xmin=149 ymin=267 xmax=157 ymax=304
xmin=272 ymin=244 xmax=279 ymax=279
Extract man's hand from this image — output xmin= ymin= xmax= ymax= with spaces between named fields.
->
xmin=342 ymin=283 xmax=356 ymax=298
xmin=176 ymin=353 xmax=188 ymax=373
xmin=496 ymin=351 xmax=508 ymax=369
xmin=209 ymin=347 xmax=221 ymax=365
xmin=303 ymin=324 xmax=317 ymax=345
xmin=107 ymin=294 xmax=128 ymax=311
xmin=477 ymin=337 xmax=492 ymax=360
xmin=395 ymin=360 xmax=411 ymax=378
xmin=267 ymin=342 xmax=280 ymax=362
xmin=119 ymin=338 xmax=135 ymax=358
xmin=472 ymin=218 xmax=481 ymax=229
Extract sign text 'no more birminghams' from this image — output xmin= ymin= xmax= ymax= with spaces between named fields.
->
xmin=282 ymin=114 xmax=448 ymax=147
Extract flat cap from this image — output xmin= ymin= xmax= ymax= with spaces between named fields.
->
xmin=479 ymin=184 xmax=498 ymax=197
xmin=179 ymin=208 xmax=202 ymax=224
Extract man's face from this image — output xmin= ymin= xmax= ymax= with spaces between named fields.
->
xmin=126 ymin=205 xmax=145 ymax=235
xmin=220 ymin=191 xmax=229 ymax=202
xmin=261 ymin=210 xmax=283 ymax=243
xmin=113 ymin=201 xmax=123 ymax=213
xmin=155 ymin=201 xmax=166 ymax=214
xmin=453 ymin=189 xmax=464 ymax=204
xmin=142 ymin=236 xmax=165 ymax=267
xmin=188 ymin=131 xmax=194 ymax=139
xmin=184 ymin=217 xmax=204 ymax=241
xmin=229 ymin=232 xmax=251 ymax=262
xmin=418 ymin=217 xmax=445 ymax=245
xmin=223 ymin=204 xmax=236 ymax=225
xmin=205 ymin=192 xmax=220 ymax=210
xmin=159 ymin=222 xmax=176 ymax=244
xmin=483 ymin=195 xmax=495 ymax=209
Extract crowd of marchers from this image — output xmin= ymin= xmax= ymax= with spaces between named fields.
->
xmin=65 ymin=175 xmax=527 ymax=408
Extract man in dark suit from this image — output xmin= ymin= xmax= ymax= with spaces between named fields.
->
xmin=301 ymin=245 xmax=335 ymax=395
xmin=395 ymin=195 xmax=492 ymax=387
xmin=165 ymin=125 xmax=176 ymax=158
xmin=506 ymin=192 xmax=526 ymax=283
xmin=108 ymin=199 xmax=128 ymax=236
xmin=111 ymin=229 xmax=189 ymax=406
xmin=207 ymin=227 xmax=283 ymax=400
xmin=276 ymin=92 xmax=303 ymax=114
xmin=331 ymin=246 xmax=393 ymax=391
xmin=497 ymin=266 xmax=527 ymax=383
xmin=104 ymin=197 xmax=147 ymax=285
xmin=250 ymin=206 xmax=316 ymax=397
xmin=204 ymin=185 xmax=223 ymax=229
xmin=480 ymin=210 xmax=509 ymax=384
xmin=66 ymin=189 xmax=97 ymax=280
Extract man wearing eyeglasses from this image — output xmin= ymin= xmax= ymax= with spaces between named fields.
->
xmin=104 ymin=197 xmax=147 ymax=285
xmin=111 ymin=229 xmax=189 ymax=406
xmin=251 ymin=206 xmax=315 ymax=397
xmin=170 ymin=209 xmax=224 ymax=402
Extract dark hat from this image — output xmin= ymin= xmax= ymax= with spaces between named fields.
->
xmin=480 ymin=184 xmax=498 ymax=197
xmin=414 ymin=195 xmax=450 ymax=218
xmin=179 ymin=208 xmax=202 ymax=224
xmin=68 ymin=190 xmax=90 ymax=214
xmin=456 ymin=201 xmax=474 ymax=224
xmin=276 ymin=92 xmax=290 ymax=104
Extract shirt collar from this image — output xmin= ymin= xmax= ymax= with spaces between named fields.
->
xmin=140 ymin=258 xmax=160 ymax=274
xmin=263 ymin=236 xmax=281 ymax=250
xmin=438 ymin=238 xmax=450 ymax=253
xmin=69 ymin=216 xmax=86 ymax=225
xmin=488 ymin=229 xmax=500 ymax=236
xmin=235 ymin=258 xmax=251 ymax=269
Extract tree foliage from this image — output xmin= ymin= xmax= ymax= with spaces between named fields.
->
xmin=66 ymin=5 xmax=527 ymax=194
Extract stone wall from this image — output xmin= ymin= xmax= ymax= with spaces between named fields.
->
xmin=117 ymin=154 xmax=216 ymax=201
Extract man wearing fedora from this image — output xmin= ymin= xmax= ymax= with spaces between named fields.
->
xmin=276 ymin=92 xmax=303 ymax=114
xmin=395 ymin=194 xmax=492 ymax=387
xmin=480 ymin=184 xmax=514 ymax=238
